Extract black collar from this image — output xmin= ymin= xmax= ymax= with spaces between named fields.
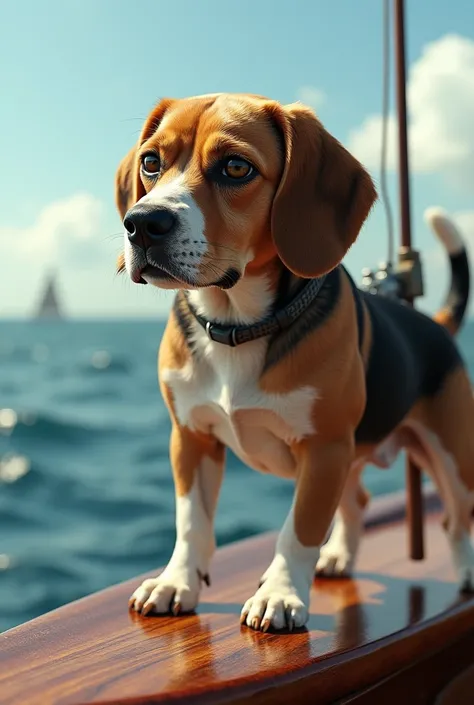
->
xmin=185 ymin=275 xmax=327 ymax=347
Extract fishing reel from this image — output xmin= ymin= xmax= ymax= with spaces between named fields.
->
xmin=360 ymin=247 xmax=424 ymax=302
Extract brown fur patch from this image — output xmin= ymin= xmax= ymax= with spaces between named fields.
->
xmin=115 ymin=147 xmax=139 ymax=219
xmin=294 ymin=435 xmax=355 ymax=546
xmin=269 ymin=103 xmax=376 ymax=278
xmin=260 ymin=269 xmax=366 ymax=442
xmin=169 ymin=421 xmax=225 ymax=497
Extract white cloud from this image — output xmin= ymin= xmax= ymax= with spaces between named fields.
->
xmin=349 ymin=114 xmax=397 ymax=173
xmin=348 ymin=34 xmax=474 ymax=190
xmin=0 ymin=193 xmax=107 ymax=269
xmin=296 ymin=85 xmax=326 ymax=112
xmin=0 ymin=193 xmax=176 ymax=318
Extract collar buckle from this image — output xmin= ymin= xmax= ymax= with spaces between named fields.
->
xmin=205 ymin=321 xmax=238 ymax=347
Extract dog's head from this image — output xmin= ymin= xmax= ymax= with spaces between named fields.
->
xmin=115 ymin=93 xmax=376 ymax=289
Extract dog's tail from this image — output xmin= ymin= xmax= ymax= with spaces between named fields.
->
xmin=425 ymin=207 xmax=470 ymax=336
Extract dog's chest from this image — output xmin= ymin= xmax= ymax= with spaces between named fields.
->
xmin=161 ymin=338 xmax=317 ymax=478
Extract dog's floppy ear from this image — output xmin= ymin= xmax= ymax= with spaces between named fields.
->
xmin=269 ymin=103 xmax=376 ymax=278
xmin=115 ymin=146 xmax=140 ymax=220
xmin=114 ymin=98 xmax=176 ymax=220
xmin=115 ymin=99 xmax=175 ymax=275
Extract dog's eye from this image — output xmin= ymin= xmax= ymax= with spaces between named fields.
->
xmin=222 ymin=157 xmax=253 ymax=180
xmin=141 ymin=153 xmax=161 ymax=176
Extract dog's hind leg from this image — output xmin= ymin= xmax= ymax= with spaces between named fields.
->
xmin=403 ymin=369 xmax=474 ymax=590
xmin=315 ymin=459 xmax=369 ymax=577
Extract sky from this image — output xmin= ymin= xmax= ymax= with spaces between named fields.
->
xmin=1 ymin=0 xmax=474 ymax=319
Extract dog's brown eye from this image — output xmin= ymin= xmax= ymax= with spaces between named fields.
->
xmin=141 ymin=153 xmax=161 ymax=176
xmin=223 ymin=157 xmax=253 ymax=180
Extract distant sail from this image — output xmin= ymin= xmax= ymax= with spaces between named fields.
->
xmin=35 ymin=271 xmax=64 ymax=319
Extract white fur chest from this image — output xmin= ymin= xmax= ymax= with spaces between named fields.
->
xmin=161 ymin=328 xmax=318 ymax=479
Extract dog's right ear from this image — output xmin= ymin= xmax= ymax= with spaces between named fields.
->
xmin=114 ymin=148 xmax=138 ymax=274
xmin=114 ymin=98 xmax=176 ymax=220
xmin=115 ymin=146 xmax=141 ymax=220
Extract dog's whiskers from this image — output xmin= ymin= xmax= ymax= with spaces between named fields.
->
xmin=104 ymin=232 xmax=125 ymax=243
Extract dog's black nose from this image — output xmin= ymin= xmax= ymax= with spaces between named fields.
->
xmin=124 ymin=206 xmax=177 ymax=245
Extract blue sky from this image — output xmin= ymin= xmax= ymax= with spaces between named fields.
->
xmin=1 ymin=0 xmax=473 ymax=318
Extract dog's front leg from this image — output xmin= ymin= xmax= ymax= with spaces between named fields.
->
xmin=129 ymin=423 xmax=225 ymax=616
xmin=240 ymin=435 xmax=353 ymax=632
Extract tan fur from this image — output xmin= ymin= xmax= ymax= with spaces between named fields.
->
xmin=408 ymin=367 xmax=474 ymax=503
xmin=434 ymin=308 xmax=459 ymax=336
xmin=260 ymin=272 xmax=365 ymax=415
xmin=293 ymin=435 xmax=355 ymax=546
xmin=269 ymin=103 xmax=376 ymax=278
xmin=116 ymin=252 xmax=126 ymax=274
xmin=115 ymin=147 xmax=139 ymax=219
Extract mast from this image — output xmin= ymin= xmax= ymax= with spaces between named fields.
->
xmin=394 ymin=0 xmax=424 ymax=560
xmin=35 ymin=270 xmax=64 ymax=319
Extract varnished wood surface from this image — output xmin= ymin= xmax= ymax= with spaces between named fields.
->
xmin=2 ymin=488 xmax=474 ymax=705
xmin=338 ymin=630 xmax=474 ymax=704
xmin=434 ymin=662 xmax=474 ymax=705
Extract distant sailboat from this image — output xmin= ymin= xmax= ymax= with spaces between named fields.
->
xmin=34 ymin=270 xmax=64 ymax=319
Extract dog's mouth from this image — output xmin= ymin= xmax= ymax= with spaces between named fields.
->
xmin=140 ymin=264 xmax=187 ymax=288
xmin=142 ymin=264 xmax=177 ymax=282
xmin=130 ymin=255 xmax=242 ymax=291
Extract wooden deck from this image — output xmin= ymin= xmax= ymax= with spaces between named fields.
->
xmin=2 ymin=488 xmax=474 ymax=704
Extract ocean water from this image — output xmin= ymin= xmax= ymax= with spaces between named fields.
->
xmin=1 ymin=318 xmax=474 ymax=633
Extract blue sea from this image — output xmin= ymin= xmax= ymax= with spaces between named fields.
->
xmin=1 ymin=318 xmax=474 ymax=633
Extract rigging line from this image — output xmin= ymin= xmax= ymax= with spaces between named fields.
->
xmin=381 ymin=0 xmax=395 ymax=266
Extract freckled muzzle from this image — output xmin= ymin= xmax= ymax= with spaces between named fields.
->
xmin=122 ymin=202 xmax=242 ymax=290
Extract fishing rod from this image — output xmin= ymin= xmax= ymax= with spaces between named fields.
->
xmin=361 ymin=0 xmax=425 ymax=560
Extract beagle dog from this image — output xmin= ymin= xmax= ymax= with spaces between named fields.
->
xmin=115 ymin=93 xmax=473 ymax=632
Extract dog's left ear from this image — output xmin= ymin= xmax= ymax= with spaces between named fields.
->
xmin=269 ymin=103 xmax=377 ymax=278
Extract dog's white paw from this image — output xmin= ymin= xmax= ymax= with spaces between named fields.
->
xmin=240 ymin=560 xmax=311 ymax=632
xmin=129 ymin=563 xmax=205 ymax=616
xmin=450 ymin=534 xmax=474 ymax=593
xmin=315 ymin=512 xmax=361 ymax=577
xmin=315 ymin=540 xmax=355 ymax=577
